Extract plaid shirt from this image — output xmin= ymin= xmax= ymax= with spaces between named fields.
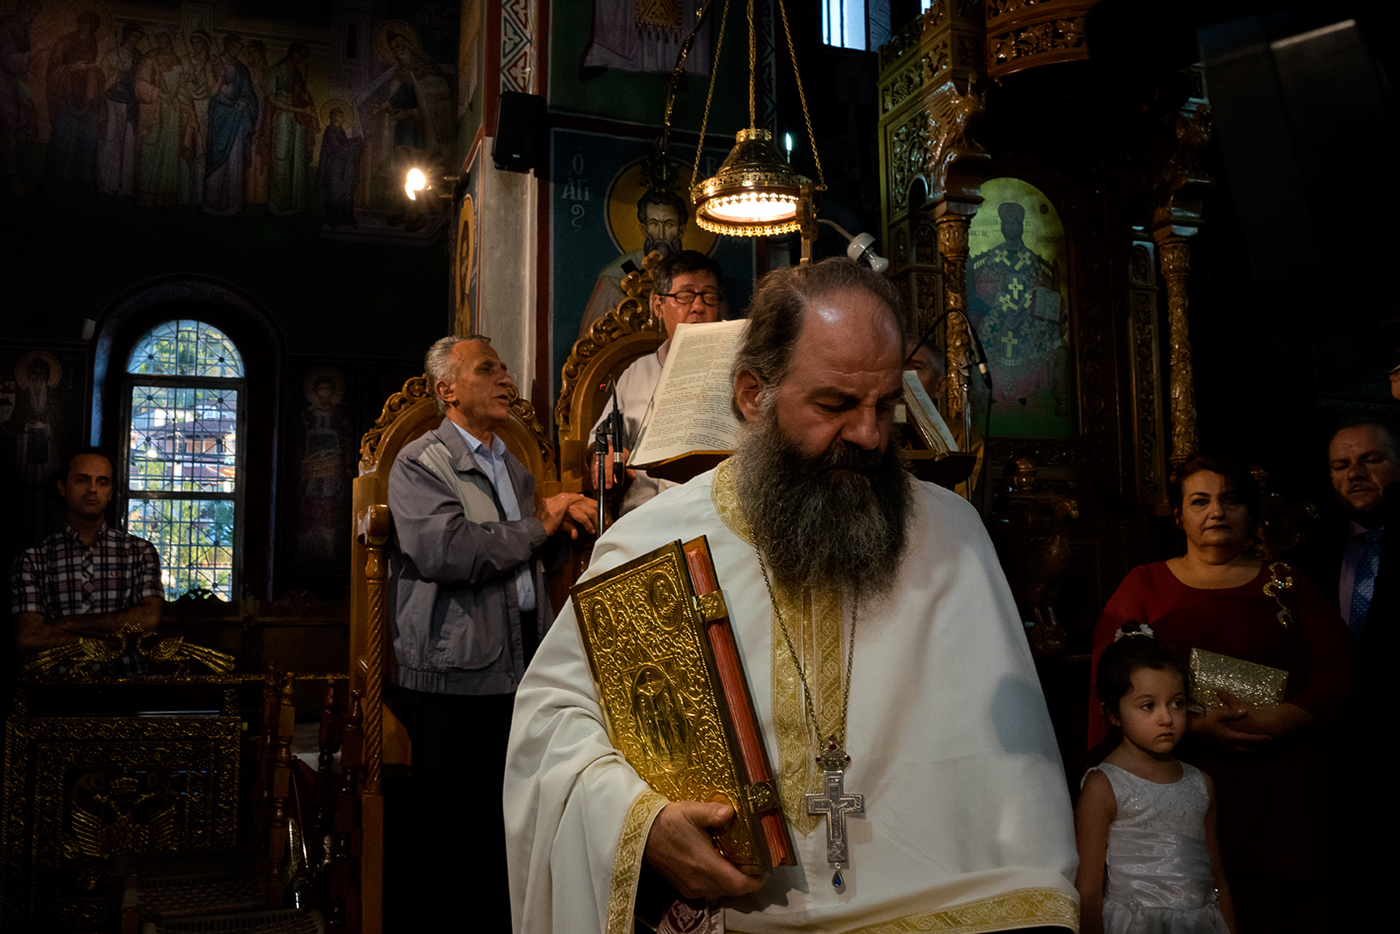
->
xmin=10 ymin=524 xmax=163 ymax=676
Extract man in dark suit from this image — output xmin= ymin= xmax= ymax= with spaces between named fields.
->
xmin=1318 ymin=420 xmax=1396 ymax=639
xmin=1306 ymin=418 xmax=1397 ymax=932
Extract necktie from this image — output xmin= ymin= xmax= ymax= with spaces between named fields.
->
xmin=1348 ymin=529 xmax=1383 ymax=635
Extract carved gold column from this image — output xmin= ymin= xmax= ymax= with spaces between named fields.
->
xmin=924 ymin=69 xmax=990 ymax=430
xmin=877 ymin=2 xmax=986 ymax=385
xmin=1149 ymin=98 xmax=1212 ymax=466
xmin=1156 ymin=237 xmax=1197 ymax=464
xmin=936 ymin=213 xmax=973 ymax=421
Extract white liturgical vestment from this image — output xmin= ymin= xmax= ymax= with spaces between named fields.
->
xmin=505 ymin=461 xmax=1078 ymax=934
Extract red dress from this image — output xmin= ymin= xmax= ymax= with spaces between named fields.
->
xmin=1089 ymin=563 xmax=1353 ymax=889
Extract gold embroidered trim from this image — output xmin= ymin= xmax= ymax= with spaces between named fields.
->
xmin=712 ymin=458 xmax=750 ymax=543
xmin=606 ymin=788 xmax=670 ymax=934
xmin=845 ymin=887 xmax=1079 ymax=934
xmin=712 ymin=459 xmax=844 ymax=837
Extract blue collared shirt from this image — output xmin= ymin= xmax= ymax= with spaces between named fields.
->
xmin=450 ymin=421 xmax=536 ymax=613
xmin=1339 ymin=518 xmax=1383 ymax=630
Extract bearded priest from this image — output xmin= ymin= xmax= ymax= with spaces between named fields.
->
xmin=505 ymin=258 xmax=1078 ymax=934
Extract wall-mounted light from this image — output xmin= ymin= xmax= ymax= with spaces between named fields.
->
xmin=403 ymin=166 xmax=468 ymax=203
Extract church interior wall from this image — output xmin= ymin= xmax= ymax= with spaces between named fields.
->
xmin=0 ymin=1 xmax=470 ymax=677
xmin=1 ymin=0 xmax=1397 ymax=803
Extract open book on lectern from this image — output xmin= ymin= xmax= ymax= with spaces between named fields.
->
xmin=629 ymin=319 xmax=748 ymax=483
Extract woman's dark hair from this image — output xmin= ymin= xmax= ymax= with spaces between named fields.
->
xmin=1168 ymin=452 xmax=1260 ymax=521
xmin=1096 ymin=628 xmax=1189 ymax=720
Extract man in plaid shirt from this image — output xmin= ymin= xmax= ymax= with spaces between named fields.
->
xmin=10 ymin=448 xmax=163 ymax=676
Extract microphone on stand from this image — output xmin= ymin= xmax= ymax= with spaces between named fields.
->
xmin=964 ymin=320 xmax=993 ymax=391
xmin=594 ymin=379 xmax=624 ymax=534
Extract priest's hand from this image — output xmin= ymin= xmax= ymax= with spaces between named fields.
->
xmin=644 ymin=802 xmax=767 ymax=899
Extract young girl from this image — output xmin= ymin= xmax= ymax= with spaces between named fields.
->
xmin=1075 ymin=627 xmax=1236 ymax=934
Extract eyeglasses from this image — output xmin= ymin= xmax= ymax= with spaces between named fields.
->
xmin=1390 ymin=364 xmax=1400 ymax=381
xmin=656 ymin=290 xmax=725 ymax=307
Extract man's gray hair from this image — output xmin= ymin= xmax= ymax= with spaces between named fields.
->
xmin=424 ymin=334 xmax=490 ymax=414
xmin=730 ymin=258 xmax=905 ymax=421
xmin=1331 ymin=416 xmax=1400 ymax=459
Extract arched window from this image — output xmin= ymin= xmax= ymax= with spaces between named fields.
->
xmin=123 ymin=320 xmax=246 ymax=599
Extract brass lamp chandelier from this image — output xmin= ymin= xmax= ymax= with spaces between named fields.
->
xmin=683 ymin=0 xmax=826 ymax=260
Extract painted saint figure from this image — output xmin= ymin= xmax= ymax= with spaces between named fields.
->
xmin=99 ymin=24 xmax=144 ymax=195
xmin=242 ymin=40 xmax=271 ymax=205
xmin=266 ymin=43 xmax=316 ymax=216
xmin=319 ymin=106 xmax=362 ymax=229
xmin=177 ymin=30 xmax=215 ymax=206
xmin=3 ymin=352 xmax=64 ymax=547
xmin=43 ymin=11 xmax=104 ymax=193
xmin=967 ymin=201 xmax=1068 ymax=416
xmin=203 ymin=34 xmax=257 ymax=216
xmin=0 ymin=0 xmax=39 ymax=193
xmin=134 ymin=32 xmax=182 ymax=207
xmin=294 ymin=368 xmax=352 ymax=568
xmin=377 ymin=29 xmax=452 ymax=232
xmin=579 ymin=187 xmax=691 ymax=337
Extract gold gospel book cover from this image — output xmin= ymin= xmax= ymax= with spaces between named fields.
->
xmin=570 ymin=536 xmax=794 ymax=874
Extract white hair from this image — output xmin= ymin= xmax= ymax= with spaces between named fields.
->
xmin=424 ymin=335 xmax=490 ymax=414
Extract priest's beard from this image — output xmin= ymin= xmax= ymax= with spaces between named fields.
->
xmin=734 ymin=399 xmax=913 ymax=599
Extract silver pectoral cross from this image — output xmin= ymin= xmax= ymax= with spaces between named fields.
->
xmin=805 ymin=738 xmax=863 ymax=890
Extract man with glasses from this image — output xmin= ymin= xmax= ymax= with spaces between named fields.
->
xmin=589 ymin=249 xmax=726 ymax=515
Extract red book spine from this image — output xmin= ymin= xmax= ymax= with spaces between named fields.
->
xmin=683 ymin=540 xmax=793 ymax=867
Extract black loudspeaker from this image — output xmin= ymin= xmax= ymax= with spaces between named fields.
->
xmin=493 ymin=92 xmax=547 ymax=173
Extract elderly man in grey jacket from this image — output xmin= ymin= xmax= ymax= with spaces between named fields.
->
xmin=388 ymin=334 xmax=594 ymax=931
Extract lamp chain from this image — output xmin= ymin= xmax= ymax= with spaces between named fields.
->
xmin=747 ymin=0 xmax=756 ymax=128
xmin=661 ymin=0 xmax=717 ymax=163
xmin=776 ymin=0 xmax=825 ymax=191
xmin=694 ymin=0 xmax=732 ymax=186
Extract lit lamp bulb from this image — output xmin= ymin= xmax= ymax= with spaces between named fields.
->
xmin=692 ymin=129 xmax=809 ymax=237
xmin=405 ymin=168 xmax=427 ymax=201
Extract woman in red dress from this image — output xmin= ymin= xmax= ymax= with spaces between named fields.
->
xmin=1089 ymin=454 xmax=1352 ymax=933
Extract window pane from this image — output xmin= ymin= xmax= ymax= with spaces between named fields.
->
xmin=127 ymin=498 xmax=236 ymax=600
xmin=822 ymin=0 xmax=867 ymax=50
xmin=129 ymin=385 xmax=238 ymax=493
xmin=127 ymin=320 xmax=245 ymax=378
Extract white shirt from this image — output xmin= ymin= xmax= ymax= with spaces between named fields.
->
xmin=451 ymin=421 xmax=536 ymax=613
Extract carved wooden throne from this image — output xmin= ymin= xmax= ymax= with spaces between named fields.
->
xmin=348 ymin=373 xmax=555 ymax=934
xmin=554 ymin=253 xmax=666 ymax=490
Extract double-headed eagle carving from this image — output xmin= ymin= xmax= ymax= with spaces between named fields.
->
xmin=23 ymin=622 xmax=236 ymax=678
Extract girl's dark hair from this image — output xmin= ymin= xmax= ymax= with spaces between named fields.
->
xmin=1096 ymin=628 xmax=1188 ymax=718
xmin=1168 ymin=452 xmax=1260 ymax=521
